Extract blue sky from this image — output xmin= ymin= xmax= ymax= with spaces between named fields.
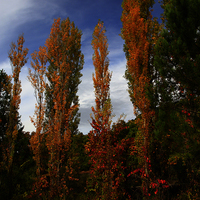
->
xmin=0 ymin=0 xmax=163 ymax=134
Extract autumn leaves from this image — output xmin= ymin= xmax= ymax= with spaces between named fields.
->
xmin=4 ymin=8 xmax=153 ymax=198
xmin=6 ymin=35 xmax=28 ymax=173
xmin=3 ymin=0 xmax=200 ymax=198
xmin=27 ymin=18 xmax=84 ymax=198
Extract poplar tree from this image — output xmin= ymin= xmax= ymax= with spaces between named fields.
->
xmin=44 ymin=18 xmax=84 ymax=198
xmin=28 ymin=46 xmax=47 ymax=187
xmin=45 ymin=18 xmax=84 ymax=136
xmin=4 ymin=34 xmax=28 ymax=199
xmin=121 ymin=0 xmax=161 ymax=195
xmin=91 ymin=21 xmax=112 ymax=132
xmin=86 ymin=21 xmax=129 ymax=199
xmin=87 ymin=21 xmax=112 ymax=199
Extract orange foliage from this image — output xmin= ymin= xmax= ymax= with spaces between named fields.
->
xmin=86 ymin=21 xmax=131 ymax=199
xmin=86 ymin=21 xmax=113 ymax=199
xmin=4 ymin=35 xmax=28 ymax=172
xmin=121 ymin=0 xmax=157 ymax=195
xmin=91 ymin=21 xmax=112 ymax=132
xmin=44 ymin=18 xmax=81 ymax=198
xmin=28 ymin=46 xmax=47 ymax=178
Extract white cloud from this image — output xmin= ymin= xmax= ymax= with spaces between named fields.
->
xmin=0 ymin=59 xmax=36 ymax=132
xmin=77 ymin=58 xmax=134 ymax=134
xmin=0 ymin=59 xmax=12 ymax=74
xmin=0 ymin=0 xmax=32 ymax=43
xmin=20 ymin=67 xmax=36 ymax=132
xmin=110 ymin=59 xmax=134 ymax=123
xmin=78 ymin=67 xmax=95 ymax=107
xmin=0 ymin=0 xmax=66 ymax=47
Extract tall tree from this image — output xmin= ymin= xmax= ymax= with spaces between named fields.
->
xmin=45 ymin=18 xmax=84 ymax=136
xmin=121 ymin=0 xmax=162 ymax=196
xmin=43 ymin=18 xmax=84 ymax=199
xmin=87 ymin=20 xmax=112 ymax=199
xmin=154 ymin=0 xmax=200 ymax=198
xmin=2 ymin=34 xmax=28 ymax=199
xmin=0 ymin=70 xmax=11 ymax=148
xmin=28 ymin=46 xmax=47 ymax=180
xmin=91 ymin=21 xmax=112 ymax=132
xmin=86 ymin=21 xmax=130 ymax=199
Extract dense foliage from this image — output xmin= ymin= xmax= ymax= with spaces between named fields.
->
xmin=0 ymin=0 xmax=200 ymax=199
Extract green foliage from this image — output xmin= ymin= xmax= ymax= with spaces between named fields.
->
xmin=0 ymin=70 xmax=11 ymax=158
xmin=67 ymin=133 xmax=90 ymax=199
xmin=153 ymin=0 xmax=200 ymax=198
xmin=11 ymin=132 xmax=35 ymax=200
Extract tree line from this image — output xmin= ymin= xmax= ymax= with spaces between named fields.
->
xmin=0 ymin=0 xmax=200 ymax=199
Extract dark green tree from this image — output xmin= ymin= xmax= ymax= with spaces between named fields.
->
xmin=0 ymin=70 xmax=12 ymax=196
xmin=154 ymin=0 xmax=200 ymax=198
xmin=0 ymin=70 xmax=11 ymax=148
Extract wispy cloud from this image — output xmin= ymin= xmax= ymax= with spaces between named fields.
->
xmin=0 ymin=0 xmax=67 ymax=49
xmin=77 ymin=25 xmax=134 ymax=133
xmin=110 ymin=59 xmax=134 ymax=122
xmin=0 ymin=59 xmax=12 ymax=74
xmin=78 ymin=58 xmax=134 ymax=134
xmin=0 ymin=60 xmax=36 ymax=132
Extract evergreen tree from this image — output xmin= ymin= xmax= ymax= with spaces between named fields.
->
xmin=0 ymin=70 xmax=12 ymax=198
xmin=154 ymin=0 xmax=200 ymax=198
xmin=0 ymin=70 xmax=11 ymax=148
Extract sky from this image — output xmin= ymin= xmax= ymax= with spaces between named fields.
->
xmin=0 ymin=0 xmax=163 ymax=134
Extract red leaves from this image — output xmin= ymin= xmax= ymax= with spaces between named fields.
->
xmin=181 ymin=109 xmax=194 ymax=128
xmin=149 ymin=179 xmax=169 ymax=196
xmin=86 ymin=21 xmax=131 ymax=199
xmin=121 ymin=0 xmax=159 ymax=196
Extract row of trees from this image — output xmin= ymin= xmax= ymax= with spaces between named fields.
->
xmin=0 ymin=0 xmax=200 ymax=199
